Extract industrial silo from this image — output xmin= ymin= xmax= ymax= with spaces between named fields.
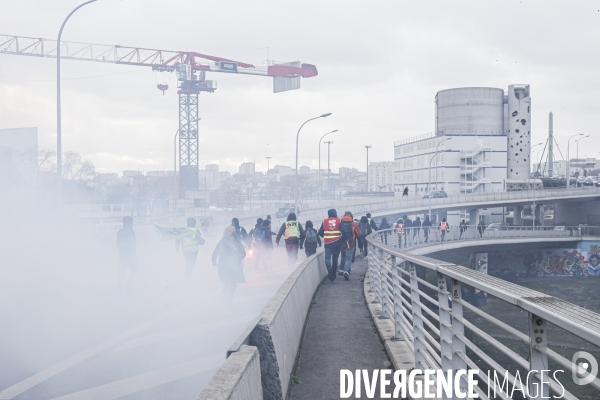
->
xmin=435 ymin=87 xmax=505 ymax=135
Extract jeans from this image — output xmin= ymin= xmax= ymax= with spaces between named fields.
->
xmin=285 ymin=243 xmax=299 ymax=267
xmin=325 ymin=244 xmax=342 ymax=281
xmin=341 ymin=248 xmax=355 ymax=273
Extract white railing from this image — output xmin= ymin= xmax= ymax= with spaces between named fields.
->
xmin=367 ymin=228 xmax=600 ymax=399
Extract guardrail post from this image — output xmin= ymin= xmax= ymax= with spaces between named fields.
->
xmin=528 ymin=314 xmax=549 ymax=399
xmin=373 ymin=246 xmax=382 ymax=304
xmin=437 ymin=273 xmax=453 ymax=400
xmin=451 ymin=278 xmax=468 ymax=400
xmin=409 ymin=262 xmax=428 ymax=370
xmin=367 ymin=242 xmax=375 ymax=293
xmin=381 ymin=254 xmax=392 ymax=319
xmin=391 ymin=255 xmax=407 ymax=341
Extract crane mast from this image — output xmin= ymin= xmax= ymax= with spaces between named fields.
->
xmin=0 ymin=34 xmax=318 ymax=191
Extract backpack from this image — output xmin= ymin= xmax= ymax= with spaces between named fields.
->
xmin=340 ymin=221 xmax=352 ymax=243
xmin=359 ymin=222 xmax=369 ymax=237
xmin=255 ymin=227 xmax=267 ymax=242
xmin=305 ymin=228 xmax=318 ymax=244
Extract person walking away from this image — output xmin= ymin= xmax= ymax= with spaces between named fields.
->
xmin=354 ymin=218 xmax=363 ymax=256
xmin=340 ymin=212 xmax=361 ymax=280
xmin=318 ymin=209 xmax=344 ymax=282
xmin=301 ymin=220 xmax=321 ymax=258
xmin=231 ymin=218 xmax=251 ymax=247
xmin=459 ymin=220 xmax=467 ymax=239
xmin=176 ymin=217 xmax=206 ymax=279
xmin=117 ymin=216 xmax=137 ymax=292
xmin=413 ymin=216 xmax=422 ymax=244
xmin=403 ymin=187 xmax=409 ymax=196
xmin=358 ymin=216 xmax=372 ymax=257
xmin=366 ymin=213 xmax=378 ymax=231
xmin=478 ymin=219 xmax=485 ymax=238
xmin=276 ymin=213 xmax=305 ymax=268
xmin=422 ymin=216 xmax=432 ymax=242
xmin=403 ymin=215 xmax=412 ymax=246
xmin=379 ymin=217 xmax=391 ymax=245
xmin=248 ymin=218 xmax=264 ymax=260
xmin=439 ymin=218 xmax=449 ymax=242
xmin=395 ymin=218 xmax=405 ymax=248
xmin=256 ymin=219 xmax=274 ymax=271
xmin=212 ymin=226 xmax=246 ymax=304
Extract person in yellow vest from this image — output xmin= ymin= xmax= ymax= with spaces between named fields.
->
xmin=176 ymin=218 xmax=206 ymax=279
xmin=276 ymin=213 xmax=305 ymax=268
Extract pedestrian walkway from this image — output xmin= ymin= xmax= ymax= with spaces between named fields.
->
xmin=289 ymin=258 xmax=391 ymax=399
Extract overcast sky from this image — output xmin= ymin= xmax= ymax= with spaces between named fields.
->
xmin=1 ymin=0 xmax=599 ymax=174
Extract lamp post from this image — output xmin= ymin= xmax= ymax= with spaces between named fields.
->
xmin=434 ymin=137 xmax=452 ymax=190
xmin=428 ymin=149 xmax=451 ymax=221
xmin=324 ymin=141 xmax=334 ymax=199
xmin=295 ymin=113 xmax=331 ymax=212
xmin=566 ymin=134 xmax=584 ymax=188
xmin=318 ymin=130 xmax=338 ymax=202
xmin=575 ymin=135 xmax=590 ymax=180
xmin=265 ymin=156 xmax=271 ymax=201
xmin=56 ymin=0 xmax=98 ymax=214
xmin=365 ymin=145 xmax=372 ymax=193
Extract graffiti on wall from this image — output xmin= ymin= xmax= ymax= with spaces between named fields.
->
xmin=488 ymin=244 xmax=600 ymax=277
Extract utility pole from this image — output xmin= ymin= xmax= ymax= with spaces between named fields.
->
xmin=318 ymin=130 xmax=337 ymax=202
xmin=365 ymin=145 xmax=371 ymax=193
xmin=265 ymin=156 xmax=271 ymax=201
xmin=325 ymin=141 xmax=334 ymax=199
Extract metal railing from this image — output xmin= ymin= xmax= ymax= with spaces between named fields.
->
xmin=367 ymin=229 xmax=600 ymax=399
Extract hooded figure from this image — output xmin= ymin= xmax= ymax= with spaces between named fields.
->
xmin=212 ymin=226 xmax=246 ymax=304
xmin=231 ymin=217 xmax=250 ymax=246
xmin=301 ymin=220 xmax=322 ymax=258
xmin=378 ymin=217 xmax=391 ymax=245
xmin=276 ymin=212 xmax=305 ymax=268
xmin=358 ymin=216 xmax=372 ymax=257
xmin=339 ymin=211 xmax=362 ymax=279
xmin=318 ymin=209 xmax=343 ymax=281
xmin=253 ymin=219 xmax=273 ymax=271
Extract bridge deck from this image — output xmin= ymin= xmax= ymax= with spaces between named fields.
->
xmin=288 ymin=258 xmax=391 ymax=399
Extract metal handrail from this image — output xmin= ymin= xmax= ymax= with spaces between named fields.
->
xmin=367 ymin=228 xmax=600 ymax=399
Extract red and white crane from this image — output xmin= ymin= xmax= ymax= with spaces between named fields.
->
xmin=0 ymin=34 xmax=319 ymax=190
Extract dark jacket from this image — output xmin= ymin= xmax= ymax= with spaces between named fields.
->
xmin=368 ymin=218 xmax=378 ymax=232
xmin=212 ymin=234 xmax=246 ymax=284
xmin=379 ymin=218 xmax=391 ymax=230
xmin=301 ymin=227 xmax=322 ymax=249
xmin=117 ymin=227 xmax=136 ymax=258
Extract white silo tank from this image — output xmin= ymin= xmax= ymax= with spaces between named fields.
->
xmin=506 ymin=84 xmax=531 ymax=180
xmin=435 ymin=87 xmax=505 ymax=134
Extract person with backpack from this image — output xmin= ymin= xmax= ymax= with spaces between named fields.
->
xmin=318 ymin=209 xmax=344 ymax=282
xmin=339 ymin=211 xmax=361 ymax=280
xmin=358 ymin=216 xmax=372 ymax=258
xmin=459 ymin=220 xmax=467 ymax=239
xmin=395 ymin=218 xmax=405 ymax=248
xmin=276 ymin=213 xmax=305 ymax=268
xmin=249 ymin=217 xmax=264 ymax=249
xmin=253 ymin=218 xmax=273 ymax=271
xmin=175 ymin=217 xmax=206 ymax=279
xmin=379 ymin=217 xmax=391 ymax=245
xmin=422 ymin=216 xmax=432 ymax=243
xmin=231 ymin=218 xmax=251 ymax=247
xmin=301 ymin=220 xmax=321 ymax=258
xmin=439 ymin=218 xmax=449 ymax=242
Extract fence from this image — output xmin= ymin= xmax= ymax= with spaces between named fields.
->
xmin=366 ymin=229 xmax=600 ymax=399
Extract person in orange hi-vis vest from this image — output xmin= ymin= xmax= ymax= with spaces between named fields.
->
xmin=439 ymin=218 xmax=449 ymax=242
xmin=318 ymin=209 xmax=344 ymax=282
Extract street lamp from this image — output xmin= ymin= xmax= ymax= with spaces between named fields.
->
xmin=566 ymin=134 xmax=584 ymax=188
xmin=318 ymin=130 xmax=337 ymax=202
xmin=295 ymin=113 xmax=331 ymax=211
xmin=365 ymin=145 xmax=372 ymax=193
xmin=434 ymin=137 xmax=452 ymax=190
xmin=57 ymin=0 xmax=98 ymax=213
xmin=575 ymin=135 xmax=590 ymax=180
xmin=428 ymin=149 xmax=451 ymax=221
xmin=324 ymin=141 xmax=334 ymax=199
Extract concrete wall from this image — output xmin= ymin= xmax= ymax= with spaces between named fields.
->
xmin=250 ymin=250 xmax=327 ymax=399
xmin=198 ymin=345 xmax=263 ymax=400
xmin=198 ymin=250 xmax=327 ymax=400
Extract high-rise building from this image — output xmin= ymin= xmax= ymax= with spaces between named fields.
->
xmin=368 ymin=162 xmax=394 ymax=192
xmin=238 ymin=162 xmax=255 ymax=176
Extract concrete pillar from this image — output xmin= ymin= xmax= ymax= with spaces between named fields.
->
xmin=469 ymin=209 xmax=480 ymax=225
xmin=514 ymin=206 xmax=522 ymax=226
xmin=471 ymin=252 xmax=488 ymax=274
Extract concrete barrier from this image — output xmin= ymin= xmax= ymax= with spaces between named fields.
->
xmin=198 ymin=249 xmax=327 ymax=400
xmin=198 ymin=345 xmax=262 ymax=400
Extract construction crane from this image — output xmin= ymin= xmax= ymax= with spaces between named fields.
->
xmin=0 ymin=34 xmax=318 ymax=190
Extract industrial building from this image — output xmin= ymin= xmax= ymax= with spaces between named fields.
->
xmin=394 ymin=85 xmax=533 ymax=224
